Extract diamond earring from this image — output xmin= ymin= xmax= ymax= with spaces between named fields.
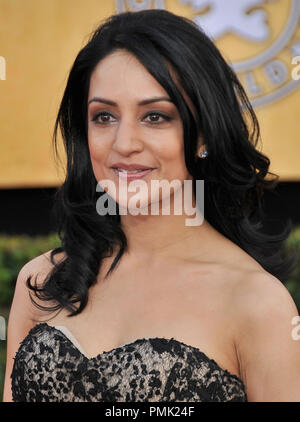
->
xmin=199 ymin=149 xmax=208 ymax=158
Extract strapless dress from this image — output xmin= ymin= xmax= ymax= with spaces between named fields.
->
xmin=11 ymin=322 xmax=247 ymax=402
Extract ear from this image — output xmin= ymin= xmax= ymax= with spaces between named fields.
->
xmin=195 ymin=142 xmax=207 ymax=158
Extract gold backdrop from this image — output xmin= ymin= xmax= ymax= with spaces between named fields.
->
xmin=0 ymin=0 xmax=299 ymax=188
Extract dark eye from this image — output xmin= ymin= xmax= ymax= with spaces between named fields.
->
xmin=91 ymin=111 xmax=171 ymax=125
xmin=91 ymin=111 xmax=116 ymax=125
xmin=144 ymin=112 xmax=171 ymax=124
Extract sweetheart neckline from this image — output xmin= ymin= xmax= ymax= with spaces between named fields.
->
xmin=30 ymin=322 xmax=246 ymax=390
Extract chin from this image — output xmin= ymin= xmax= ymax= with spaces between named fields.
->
xmin=113 ymin=193 xmax=152 ymax=213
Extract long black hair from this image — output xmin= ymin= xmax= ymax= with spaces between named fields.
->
xmin=27 ymin=9 xmax=297 ymax=319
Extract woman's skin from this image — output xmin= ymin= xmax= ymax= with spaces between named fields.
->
xmin=24 ymin=50 xmax=300 ymax=401
xmin=87 ymin=49 xmax=214 ymax=262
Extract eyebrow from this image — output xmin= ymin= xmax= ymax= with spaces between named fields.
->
xmin=87 ymin=96 xmax=173 ymax=106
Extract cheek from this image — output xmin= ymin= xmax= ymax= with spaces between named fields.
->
xmin=88 ymin=126 xmax=112 ymax=166
xmin=88 ymin=137 xmax=108 ymax=182
xmin=88 ymin=145 xmax=100 ymax=165
xmin=88 ymin=132 xmax=104 ymax=159
xmin=159 ymin=125 xmax=184 ymax=160
xmin=158 ymin=136 xmax=188 ymax=178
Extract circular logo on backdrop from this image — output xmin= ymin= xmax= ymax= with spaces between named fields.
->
xmin=115 ymin=0 xmax=300 ymax=108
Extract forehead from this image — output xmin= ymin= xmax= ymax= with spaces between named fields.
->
xmin=89 ymin=50 xmax=167 ymax=96
xmin=88 ymin=49 xmax=196 ymax=116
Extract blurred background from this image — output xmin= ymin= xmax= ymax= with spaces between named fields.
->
xmin=0 ymin=0 xmax=300 ymax=400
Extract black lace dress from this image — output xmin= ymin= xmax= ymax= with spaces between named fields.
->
xmin=11 ymin=323 xmax=247 ymax=402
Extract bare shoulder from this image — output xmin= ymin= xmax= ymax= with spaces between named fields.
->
xmin=227 ymin=266 xmax=298 ymax=342
xmin=11 ymin=248 xmax=66 ymax=322
xmin=3 ymin=248 xmax=66 ymax=401
xmin=231 ymin=270 xmax=298 ymax=321
xmin=21 ymin=248 xmax=66 ymax=280
xmin=229 ymin=270 xmax=300 ymax=401
xmin=206 ymin=237 xmax=297 ymax=318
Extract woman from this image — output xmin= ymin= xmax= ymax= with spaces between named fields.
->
xmin=4 ymin=9 xmax=300 ymax=402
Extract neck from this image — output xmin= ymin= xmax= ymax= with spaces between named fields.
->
xmin=118 ymin=188 xmax=214 ymax=263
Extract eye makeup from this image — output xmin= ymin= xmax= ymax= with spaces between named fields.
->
xmin=91 ymin=110 xmax=173 ymax=125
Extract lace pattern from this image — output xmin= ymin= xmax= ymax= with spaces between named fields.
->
xmin=11 ymin=323 xmax=247 ymax=402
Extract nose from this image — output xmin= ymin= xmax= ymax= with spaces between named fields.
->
xmin=112 ymin=117 xmax=144 ymax=155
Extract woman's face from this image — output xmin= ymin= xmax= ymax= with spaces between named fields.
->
xmin=87 ymin=49 xmax=195 ymax=213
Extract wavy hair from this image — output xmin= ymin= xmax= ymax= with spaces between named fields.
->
xmin=27 ymin=9 xmax=297 ymax=319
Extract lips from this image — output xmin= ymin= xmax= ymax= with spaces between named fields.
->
xmin=112 ymin=168 xmax=154 ymax=180
xmin=111 ymin=162 xmax=154 ymax=171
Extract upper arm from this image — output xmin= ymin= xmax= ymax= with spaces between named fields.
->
xmin=2 ymin=250 xmax=57 ymax=402
xmin=234 ymin=272 xmax=300 ymax=402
